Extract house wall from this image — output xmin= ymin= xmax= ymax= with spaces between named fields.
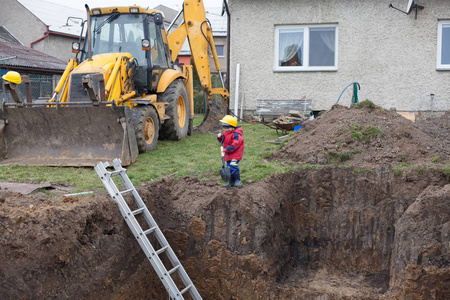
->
xmin=229 ymin=0 xmax=450 ymax=114
xmin=209 ymin=35 xmax=228 ymax=80
xmin=0 ymin=0 xmax=46 ymax=47
xmin=32 ymin=34 xmax=77 ymax=62
xmin=177 ymin=55 xmax=191 ymax=66
xmin=0 ymin=0 xmax=79 ymax=62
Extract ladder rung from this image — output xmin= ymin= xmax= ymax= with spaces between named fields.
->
xmin=143 ymin=226 xmax=157 ymax=235
xmin=156 ymin=245 xmax=168 ymax=255
xmin=110 ymin=170 xmax=124 ymax=177
xmin=132 ymin=207 xmax=146 ymax=215
xmin=168 ymin=265 xmax=180 ymax=275
xmin=180 ymin=284 xmax=192 ymax=295
xmin=120 ymin=188 xmax=133 ymax=195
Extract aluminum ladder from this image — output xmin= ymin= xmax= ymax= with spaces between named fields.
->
xmin=95 ymin=158 xmax=202 ymax=300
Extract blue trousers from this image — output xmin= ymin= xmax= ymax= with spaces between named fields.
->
xmin=226 ymin=160 xmax=240 ymax=176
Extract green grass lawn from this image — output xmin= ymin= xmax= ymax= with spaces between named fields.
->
xmin=0 ymin=116 xmax=295 ymax=193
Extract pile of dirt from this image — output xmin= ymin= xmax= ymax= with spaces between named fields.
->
xmin=273 ymin=103 xmax=449 ymax=167
xmin=194 ymin=104 xmax=225 ymax=134
xmin=414 ymin=110 xmax=450 ymax=151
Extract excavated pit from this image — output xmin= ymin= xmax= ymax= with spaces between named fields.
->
xmin=1 ymin=165 xmax=449 ymax=299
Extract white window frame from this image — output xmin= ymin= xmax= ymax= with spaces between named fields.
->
xmin=437 ymin=20 xmax=450 ymax=70
xmin=274 ymin=24 xmax=338 ymax=72
xmin=215 ymin=45 xmax=225 ymax=57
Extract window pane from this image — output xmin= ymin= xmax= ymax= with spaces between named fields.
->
xmin=279 ymin=29 xmax=303 ymax=66
xmin=441 ymin=25 xmax=450 ymax=65
xmin=91 ymin=16 xmax=113 ymax=56
xmin=309 ymin=27 xmax=335 ymax=67
xmin=216 ymin=45 xmax=225 ymax=57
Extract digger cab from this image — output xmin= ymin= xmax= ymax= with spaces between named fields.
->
xmin=78 ymin=6 xmax=173 ymax=94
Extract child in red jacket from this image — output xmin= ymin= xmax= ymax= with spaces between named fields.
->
xmin=217 ymin=115 xmax=245 ymax=187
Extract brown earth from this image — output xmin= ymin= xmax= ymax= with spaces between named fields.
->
xmin=0 ymin=104 xmax=449 ymax=299
xmin=194 ymin=105 xmax=225 ymax=134
xmin=273 ymin=104 xmax=450 ymax=168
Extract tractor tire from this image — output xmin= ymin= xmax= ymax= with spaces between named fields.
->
xmin=158 ymin=79 xmax=190 ymax=140
xmin=131 ymin=105 xmax=159 ymax=153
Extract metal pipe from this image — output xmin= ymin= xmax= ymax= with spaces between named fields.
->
xmin=3 ymin=101 xmax=114 ymax=107
xmin=388 ymin=4 xmax=408 ymax=15
xmin=224 ymin=0 xmax=231 ymax=105
xmin=218 ymin=70 xmax=225 ymax=88
xmin=336 ymin=82 xmax=360 ymax=104
xmin=240 ymin=91 xmax=244 ymax=119
xmin=0 ymin=56 xmax=17 ymax=62
xmin=430 ymin=93 xmax=435 ymax=114
xmin=168 ymin=8 xmax=183 ymax=32
xmin=234 ymin=63 xmax=240 ymax=115
xmin=85 ymin=4 xmax=92 ymax=61
xmin=30 ymin=29 xmax=50 ymax=48
xmin=63 ymin=191 xmax=94 ymax=197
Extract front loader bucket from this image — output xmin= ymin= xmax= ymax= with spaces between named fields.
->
xmin=0 ymin=105 xmax=138 ymax=166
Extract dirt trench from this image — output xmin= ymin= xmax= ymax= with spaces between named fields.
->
xmin=1 ymin=164 xmax=449 ymax=299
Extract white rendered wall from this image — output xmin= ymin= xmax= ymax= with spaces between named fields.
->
xmin=228 ymin=0 xmax=450 ymax=114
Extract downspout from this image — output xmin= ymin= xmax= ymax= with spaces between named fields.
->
xmin=224 ymin=0 xmax=231 ymax=110
xmin=30 ymin=26 xmax=50 ymax=48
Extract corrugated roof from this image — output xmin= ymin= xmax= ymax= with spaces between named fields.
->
xmin=205 ymin=7 xmax=227 ymax=36
xmin=0 ymin=41 xmax=66 ymax=72
xmin=18 ymin=0 xmax=85 ymax=37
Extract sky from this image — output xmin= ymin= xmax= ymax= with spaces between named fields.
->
xmin=47 ymin=0 xmax=225 ymax=11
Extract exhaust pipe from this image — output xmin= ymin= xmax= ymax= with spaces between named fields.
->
xmin=85 ymin=4 xmax=92 ymax=61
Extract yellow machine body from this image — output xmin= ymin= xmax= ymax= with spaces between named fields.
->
xmin=0 ymin=1 xmax=228 ymax=166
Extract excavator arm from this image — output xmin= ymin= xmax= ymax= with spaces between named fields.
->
xmin=167 ymin=0 xmax=229 ymax=107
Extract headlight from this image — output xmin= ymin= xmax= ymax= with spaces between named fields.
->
xmin=129 ymin=7 xmax=139 ymax=13
xmin=72 ymin=42 xmax=80 ymax=51
xmin=92 ymin=9 xmax=101 ymax=15
xmin=72 ymin=42 xmax=80 ymax=53
xmin=141 ymin=39 xmax=150 ymax=50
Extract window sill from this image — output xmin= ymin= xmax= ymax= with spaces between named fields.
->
xmin=273 ymin=67 xmax=338 ymax=72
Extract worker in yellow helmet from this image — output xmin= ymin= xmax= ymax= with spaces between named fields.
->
xmin=217 ymin=115 xmax=245 ymax=187
xmin=2 ymin=71 xmax=22 ymax=84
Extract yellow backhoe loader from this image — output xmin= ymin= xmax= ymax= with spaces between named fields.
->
xmin=0 ymin=0 xmax=228 ymax=166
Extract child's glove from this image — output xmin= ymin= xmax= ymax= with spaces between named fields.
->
xmin=217 ymin=133 xmax=224 ymax=143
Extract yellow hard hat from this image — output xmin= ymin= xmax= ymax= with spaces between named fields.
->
xmin=2 ymin=71 xmax=21 ymax=84
xmin=219 ymin=115 xmax=237 ymax=127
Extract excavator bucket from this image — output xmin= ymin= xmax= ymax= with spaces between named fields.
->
xmin=0 ymin=105 xmax=138 ymax=166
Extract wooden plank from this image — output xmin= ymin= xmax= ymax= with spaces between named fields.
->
xmin=256 ymin=99 xmax=312 ymax=117
xmin=397 ymin=111 xmax=416 ymax=122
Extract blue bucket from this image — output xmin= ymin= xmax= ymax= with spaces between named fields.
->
xmin=294 ymin=125 xmax=303 ymax=131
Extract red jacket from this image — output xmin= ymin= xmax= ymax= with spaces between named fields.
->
xmin=218 ymin=126 xmax=245 ymax=161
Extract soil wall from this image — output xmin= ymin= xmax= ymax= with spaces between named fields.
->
xmin=1 ymin=165 xmax=448 ymax=299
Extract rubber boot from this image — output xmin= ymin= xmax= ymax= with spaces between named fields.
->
xmin=233 ymin=172 xmax=242 ymax=187
xmin=222 ymin=175 xmax=235 ymax=187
